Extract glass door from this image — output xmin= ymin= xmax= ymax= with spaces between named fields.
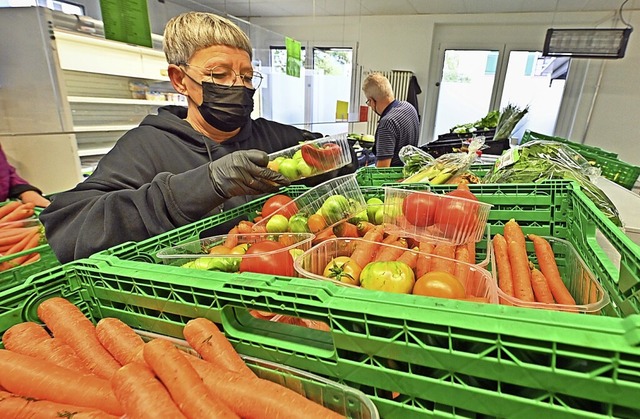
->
xmin=432 ymin=46 xmax=570 ymax=144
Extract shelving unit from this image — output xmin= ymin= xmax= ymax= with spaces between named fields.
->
xmin=0 ymin=7 xmax=183 ymax=195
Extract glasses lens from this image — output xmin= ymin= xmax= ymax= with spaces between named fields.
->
xmin=209 ymin=66 xmax=237 ymax=88
xmin=250 ymin=72 xmax=263 ymax=89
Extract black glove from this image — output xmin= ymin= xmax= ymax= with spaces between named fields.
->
xmin=209 ymin=150 xmax=290 ymax=199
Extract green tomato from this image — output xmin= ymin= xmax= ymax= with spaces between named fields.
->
xmin=374 ymin=208 xmax=385 ymax=225
xmin=288 ymin=214 xmax=310 ymax=233
xmin=384 ymin=196 xmax=404 ymax=221
xmin=190 ymin=256 xmax=240 ymax=272
xmin=366 ymin=197 xmax=383 ymax=223
xmin=321 ymin=195 xmax=350 ymax=225
xmin=292 ymin=149 xmax=304 ymax=161
xmin=289 ymin=248 xmax=305 ymax=260
xmin=266 ymin=214 xmax=289 ymax=233
xmin=348 ymin=210 xmax=368 ymax=225
xmin=296 ymin=159 xmax=314 ymax=178
xmin=278 ymin=158 xmax=300 ymax=180
xmin=360 ymin=261 xmax=415 ymax=294
xmin=273 ymin=156 xmax=286 ymax=164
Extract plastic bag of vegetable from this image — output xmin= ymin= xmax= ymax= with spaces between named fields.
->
xmin=401 ymin=137 xmax=484 ymax=184
xmin=399 ymin=145 xmax=435 ymax=178
xmin=483 ymin=140 xmax=621 ymax=226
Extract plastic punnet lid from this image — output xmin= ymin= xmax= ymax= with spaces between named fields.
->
xmin=267 ymin=134 xmax=351 ymax=182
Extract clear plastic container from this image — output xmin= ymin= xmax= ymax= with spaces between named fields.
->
xmin=253 ymin=174 xmax=367 ymax=233
xmin=294 ymin=237 xmax=498 ymax=303
xmin=382 ymin=187 xmax=492 ymax=246
xmin=156 ymin=233 xmax=314 ymax=276
xmin=490 ymin=236 xmax=610 ymax=312
xmin=267 ymin=133 xmax=352 ymax=182
xmin=137 ymin=330 xmax=379 ymax=419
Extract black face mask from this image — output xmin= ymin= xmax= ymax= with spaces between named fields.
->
xmin=198 ymin=82 xmax=255 ymax=132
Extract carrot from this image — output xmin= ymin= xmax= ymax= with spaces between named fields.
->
xmin=356 ymin=221 xmax=375 ymax=237
xmin=182 ymin=318 xmax=254 ymax=378
xmin=397 ymin=247 xmax=419 ymax=269
xmin=333 ymin=221 xmax=359 ymax=238
xmin=311 ymin=227 xmax=337 ymax=246
xmin=382 ymin=233 xmax=400 ymax=244
xmin=3 ymin=322 xmax=92 ymax=374
xmin=37 ymin=298 xmax=121 ymax=379
xmin=96 ymin=318 xmax=145 ymax=365
xmin=467 ymin=240 xmax=476 ymax=265
xmin=349 ymin=225 xmax=384 ymax=269
xmin=454 ymin=245 xmax=471 ymax=284
xmin=0 ymin=204 xmax=34 ymax=223
xmin=143 ymin=339 xmax=239 ymax=419
xmin=507 ymin=240 xmax=535 ymax=302
xmin=430 ymin=243 xmax=456 ymax=274
xmin=503 ymin=219 xmax=526 ymax=250
xmin=528 ymin=234 xmax=576 ymax=306
xmin=492 ymin=234 xmax=514 ymax=304
xmin=236 ymin=220 xmax=255 ymax=234
xmin=188 ymin=356 xmax=343 ymax=419
xmin=0 ymin=350 xmax=123 ymax=415
xmin=111 ymin=362 xmax=187 ymax=419
xmin=415 ymin=241 xmax=434 ymax=278
xmin=0 ymin=390 xmax=118 ymax=419
xmin=20 ymin=252 xmax=40 ymax=266
xmin=0 ymin=227 xmax=38 ymax=246
xmin=0 ymin=230 xmax=40 ymax=271
xmin=374 ymin=239 xmax=407 ymax=262
xmin=530 ymin=267 xmax=555 ymax=304
xmin=223 ymin=227 xmax=240 ymax=248
xmin=0 ymin=201 xmax=21 ymax=219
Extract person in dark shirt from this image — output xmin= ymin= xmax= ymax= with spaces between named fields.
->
xmin=41 ymin=11 xmax=354 ymax=263
xmin=0 ymin=145 xmax=50 ymax=207
xmin=362 ymin=73 xmax=420 ymax=167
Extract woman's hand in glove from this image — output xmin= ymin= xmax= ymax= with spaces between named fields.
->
xmin=209 ymin=150 xmax=290 ymax=198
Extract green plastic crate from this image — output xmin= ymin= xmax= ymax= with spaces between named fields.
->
xmin=520 ymin=130 xmax=640 ymax=190
xmin=0 ymin=202 xmax=60 ymax=291
xmin=2 ymin=211 xmax=639 ymax=419
xmin=355 ymin=164 xmax=494 ymax=187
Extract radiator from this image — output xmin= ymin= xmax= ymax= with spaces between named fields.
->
xmin=364 ymin=70 xmax=414 ymax=135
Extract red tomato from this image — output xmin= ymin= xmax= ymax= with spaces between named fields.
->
xmin=434 ymin=195 xmax=480 ymax=237
xmin=447 ymin=188 xmax=478 ymax=202
xmin=402 ymin=192 xmax=440 ymax=227
xmin=238 ymin=240 xmax=294 ymax=276
xmin=261 ymin=195 xmax=298 ymax=219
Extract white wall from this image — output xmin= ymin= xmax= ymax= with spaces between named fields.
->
xmin=253 ymin=11 xmax=640 ymax=165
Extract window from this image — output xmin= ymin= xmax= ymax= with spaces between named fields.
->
xmin=0 ymin=0 xmax=85 ymax=15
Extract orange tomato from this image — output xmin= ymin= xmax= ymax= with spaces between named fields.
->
xmin=413 ymin=271 xmax=466 ymax=299
xmin=307 ymin=214 xmax=327 ymax=233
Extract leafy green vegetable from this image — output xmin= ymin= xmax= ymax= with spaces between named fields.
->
xmin=450 ymin=110 xmax=500 ymax=134
xmin=483 ymin=140 xmax=621 ymax=226
xmin=494 ymin=103 xmax=529 ymax=141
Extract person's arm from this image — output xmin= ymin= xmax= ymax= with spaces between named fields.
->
xmin=19 ymin=190 xmax=50 ymax=207
xmin=40 ymin=139 xmax=288 ymax=263
xmin=375 ymin=158 xmax=392 ymax=168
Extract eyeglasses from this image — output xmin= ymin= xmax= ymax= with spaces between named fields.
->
xmin=365 ymin=98 xmax=374 ymax=106
xmin=182 ymin=63 xmax=263 ymax=89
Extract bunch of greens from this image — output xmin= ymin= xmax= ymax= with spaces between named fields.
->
xmin=494 ymin=103 xmax=529 ymax=141
xmin=451 ymin=110 xmax=500 ymax=134
xmin=483 ymin=140 xmax=621 ymax=226
xmin=399 ymin=145 xmax=435 ymax=178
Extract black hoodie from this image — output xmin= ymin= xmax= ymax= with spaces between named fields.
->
xmin=41 ymin=106 xmax=354 ymax=263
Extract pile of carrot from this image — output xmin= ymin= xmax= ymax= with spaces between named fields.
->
xmin=0 ymin=201 xmax=44 ymax=271
xmin=492 ymin=219 xmax=577 ymax=309
xmin=0 ymin=297 xmax=344 ymax=419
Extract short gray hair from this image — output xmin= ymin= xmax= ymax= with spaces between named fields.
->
xmin=163 ymin=12 xmax=252 ymax=64
xmin=362 ymin=73 xmax=394 ymax=101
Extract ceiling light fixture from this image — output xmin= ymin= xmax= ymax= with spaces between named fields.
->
xmin=543 ymin=0 xmax=633 ymax=59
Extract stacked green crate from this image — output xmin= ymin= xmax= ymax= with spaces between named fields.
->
xmin=520 ymin=130 xmax=640 ymax=190
xmin=4 ymin=180 xmax=640 ymax=417
xmin=0 ymin=202 xmax=60 ymax=292
xmin=355 ymin=164 xmax=494 ymax=187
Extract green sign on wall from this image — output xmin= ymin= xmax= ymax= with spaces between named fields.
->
xmin=285 ymin=36 xmax=302 ymax=78
xmin=100 ymin=0 xmax=152 ymax=48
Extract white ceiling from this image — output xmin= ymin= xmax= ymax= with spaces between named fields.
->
xmin=174 ymin=0 xmax=640 ymax=18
